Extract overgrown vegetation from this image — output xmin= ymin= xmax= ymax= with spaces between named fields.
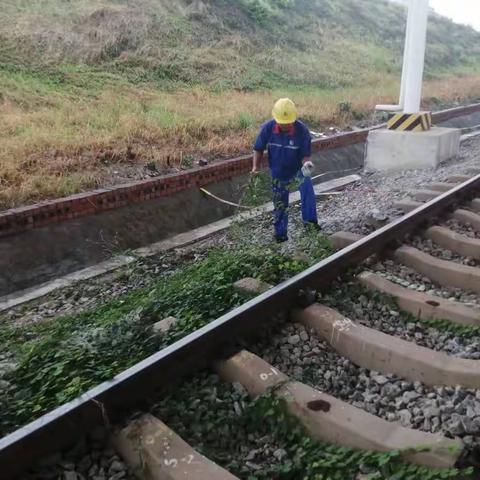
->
xmin=0 ymin=230 xmax=331 ymax=436
xmin=250 ymin=392 xmax=470 ymax=479
xmin=155 ymin=375 xmax=472 ymax=479
xmin=1 ymin=0 xmax=479 ymax=208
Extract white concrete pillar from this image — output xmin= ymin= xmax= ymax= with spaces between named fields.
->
xmin=403 ymin=0 xmax=430 ymax=114
xmin=399 ymin=0 xmax=415 ymax=110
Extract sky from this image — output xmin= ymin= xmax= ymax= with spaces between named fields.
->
xmin=430 ymin=0 xmax=480 ymax=31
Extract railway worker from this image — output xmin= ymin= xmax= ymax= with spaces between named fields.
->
xmin=252 ymin=98 xmax=320 ymax=243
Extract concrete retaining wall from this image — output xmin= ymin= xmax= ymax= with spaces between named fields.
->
xmin=0 ymin=176 xmax=243 ymax=295
xmin=0 ymin=142 xmax=364 ymax=296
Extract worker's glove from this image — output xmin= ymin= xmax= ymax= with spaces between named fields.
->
xmin=301 ymin=161 xmax=315 ymax=178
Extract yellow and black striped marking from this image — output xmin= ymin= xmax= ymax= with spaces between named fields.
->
xmin=387 ymin=111 xmax=432 ymax=132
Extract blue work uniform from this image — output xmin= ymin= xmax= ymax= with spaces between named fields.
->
xmin=254 ymin=119 xmax=318 ymax=239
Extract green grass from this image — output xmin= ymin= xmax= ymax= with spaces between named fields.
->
xmin=0 ymin=232 xmax=332 ymax=436
xmin=157 ymin=374 xmax=471 ymax=480
xmin=2 ymin=0 xmax=479 ymax=92
xmin=247 ymin=392 xmax=470 ymax=479
xmin=156 ymin=354 xmax=472 ymax=479
xmin=0 ymin=0 xmax=480 ymax=209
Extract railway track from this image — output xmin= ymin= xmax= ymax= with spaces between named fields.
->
xmin=5 ymin=170 xmax=480 ymax=479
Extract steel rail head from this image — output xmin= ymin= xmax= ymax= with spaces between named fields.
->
xmin=1 ymin=174 xmax=480 ymax=478
xmin=432 ymin=103 xmax=480 ymax=124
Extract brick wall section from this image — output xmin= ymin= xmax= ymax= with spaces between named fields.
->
xmin=0 ymin=104 xmax=478 ymax=238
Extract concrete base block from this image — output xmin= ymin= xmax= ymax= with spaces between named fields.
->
xmin=365 ymin=127 xmax=461 ymax=172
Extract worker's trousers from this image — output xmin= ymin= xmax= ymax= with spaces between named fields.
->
xmin=272 ymin=172 xmax=318 ymax=239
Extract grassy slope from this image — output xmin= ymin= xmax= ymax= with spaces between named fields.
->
xmin=1 ymin=0 xmax=480 ymax=208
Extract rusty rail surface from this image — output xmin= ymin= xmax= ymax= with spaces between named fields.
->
xmin=2 ymin=173 xmax=480 ymax=479
xmin=1 ymin=103 xmax=479 ymax=238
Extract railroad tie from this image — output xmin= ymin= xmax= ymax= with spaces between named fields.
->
xmin=112 ymin=414 xmax=239 ymax=480
xmin=292 ymin=304 xmax=480 ymax=390
xmin=410 ymin=189 xmax=441 ymax=203
xmin=425 ymin=225 xmax=480 ymax=260
xmin=215 ymin=350 xmax=463 ymax=469
xmin=447 ymin=174 xmax=472 ymax=183
xmin=331 ymin=224 xmax=480 ymax=264
xmin=392 ymin=199 xmax=423 ymax=213
xmin=471 ymin=198 xmax=480 ymax=213
xmin=423 ymin=182 xmax=456 ymax=193
xmin=453 ymin=208 xmax=480 ymax=232
xmin=358 ymin=271 xmax=480 ymax=327
xmin=331 ymin=231 xmax=480 ymax=293
xmin=152 ymin=316 xmax=178 ymax=335
xmin=233 ymin=278 xmax=272 ymax=296
xmin=330 ymin=231 xmax=364 ymax=251
xmin=394 ymin=245 xmax=480 ymax=293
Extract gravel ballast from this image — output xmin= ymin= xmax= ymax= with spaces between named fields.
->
xmin=407 ymin=235 xmax=480 ymax=268
xmin=444 ymin=219 xmax=480 ymax=240
xmin=373 ymin=260 xmax=480 ymax=309
xmin=321 ymin=282 xmax=480 ymax=359
xmin=317 ymin=135 xmax=480 ymax=235
xmin=20 ymin=427 xmax=135 ymax=480
xmin=251 ymin=321 xmax=480 ymax=449
xmin=151 ymin=373 xmax=286 ymax=479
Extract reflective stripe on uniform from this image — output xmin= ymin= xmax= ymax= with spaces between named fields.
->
xmin=267 ymin=143 xmax=299 ymax=150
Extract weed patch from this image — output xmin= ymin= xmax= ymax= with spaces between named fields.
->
xmin=247 ymin=392 xmax=470 ymax=479
xmin=155 ymin=374 xmax=471 ymax=479
xmin=0 ymin=234 xmax=331 ymax=436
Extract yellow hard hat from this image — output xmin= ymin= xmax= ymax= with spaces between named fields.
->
xmin=272 ymin=98 xmax=297 ymax=124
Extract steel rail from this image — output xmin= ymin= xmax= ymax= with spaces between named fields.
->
xmin=2 ymin=174 xmax=480 ymax=478
xmin=432 ymin=103 xmax=480 ymax=124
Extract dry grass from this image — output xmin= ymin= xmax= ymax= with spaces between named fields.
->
xmin=1 ymin=73 xmax=479 ymax=209
xmin=1 ymin=0 xmax=479 ymax=208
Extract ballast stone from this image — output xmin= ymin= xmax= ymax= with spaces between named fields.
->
xmin=365 ymin=127 xmax=461 ymax=172
xmin=152 ymin=316 xmax=177 ymax=335
xmin=233 ymin=278 xmax=272 ymax=296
